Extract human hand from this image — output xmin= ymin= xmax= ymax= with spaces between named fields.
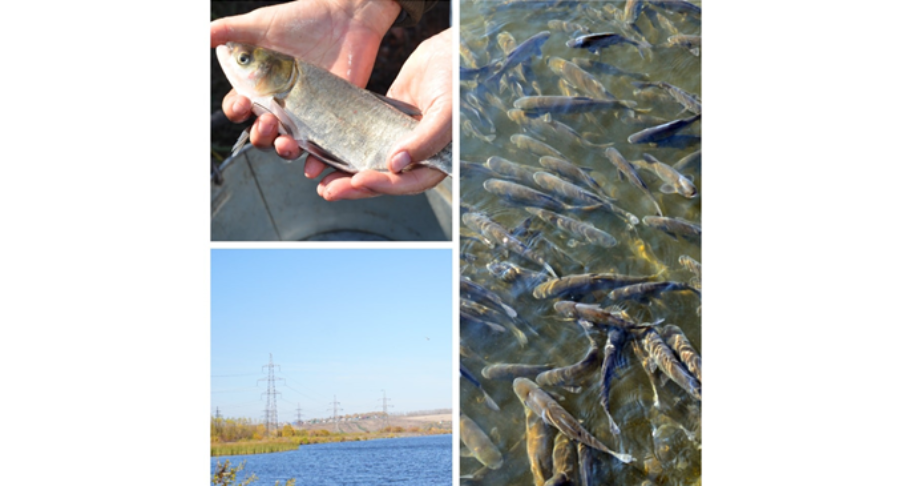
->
xmin=313 ymin=28 xmax=453 ymax=201
xmin=212 ymin=0 xmax=402 ymax=160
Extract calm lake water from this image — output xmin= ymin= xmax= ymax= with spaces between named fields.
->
xmin=211 ymin=435 xmax=451 ymax=485
xmin=460 ymin=1 xmax=701 ymax=485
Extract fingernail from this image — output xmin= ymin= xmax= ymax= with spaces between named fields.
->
xmin=260 ymin=119 xmax=274 ymax=137
xmin=232 ymin=97 xmax=247 ymax=115
xmin=390 ymin=151 xmax=412 ymax=173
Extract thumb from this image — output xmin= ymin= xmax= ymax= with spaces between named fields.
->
xmin=210 ymin=9 xmax=269 ymax=48
xmin=387 ymin=101 xmax=452 ymax=173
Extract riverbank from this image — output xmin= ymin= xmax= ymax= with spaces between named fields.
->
xmin=211 ymin=415 xmax=451 ymax=457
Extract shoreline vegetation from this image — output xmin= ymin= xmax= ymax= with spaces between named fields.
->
xmin=211 ymin=414 xmax=451 ymax=457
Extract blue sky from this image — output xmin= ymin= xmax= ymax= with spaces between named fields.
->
xmin=211 ymin=249 xmax=452 ymax=422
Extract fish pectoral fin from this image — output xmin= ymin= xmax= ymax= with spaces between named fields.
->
xmin=372 ymin=92 xmax=423 ymax=117
xmin=659 ymin=183 xmax=677 ymax=194
xmin=305 ymin=141 xmax=357 ymax=174
xmin=231 ymin=128 xmax=250 ymax=155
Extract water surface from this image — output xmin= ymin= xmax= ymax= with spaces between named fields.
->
xmin=211 ymin=435 xmax=451 ymax=485
xmin=460 ymin=1 xmax=701 ymax=485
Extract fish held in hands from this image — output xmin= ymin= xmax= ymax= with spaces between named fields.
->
xmin=216 ymin=42 xmax=451 ymax=176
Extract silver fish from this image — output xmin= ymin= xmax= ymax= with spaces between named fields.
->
xmin=643 ymin=215 xmax=701 ymax=241
xmin=598 ymin=328 xmax=627 ymax=435
xmin=462 ymin=212 xmax=558 ymax=277
xmin=660 ymin=324 xmax=701 ymax=383
xmin=538 ymin=156 xmax=610 ymax=198
xmin=554 ymin=301 xmax=662 ymax=330
xmin=642 ymin=328 xmax=701 ymax=401
xmin=216 ymin=42 xmax=451 ymax=175
xmin=633 ymin=153 xmax=697 ymax=198
xmin=524 ymin=406 xmax=554 ymax=486
xmin=535 ymin=273 xmax=658 ymax=300
xmin=604 ymin=147 xmax=663 ymax=216
xmin=535 ymin=342 xmax=602 ymax=388
xmin=482 ymin=362 xmax=554 ymax=381
xmin=628 ymin=114 xmax=701 ymax=145
xmin=525 ymin=207 xmax=618 ymax=248
xmin=461 ymin=276 xmax=518 ymax=318
xmin=544 ymin=433 xmax=578 ymax=486
xmin=460 ymin=413 xmax=504 ymax=470
xmin=513 ymin=378 xmax=633 ymax=463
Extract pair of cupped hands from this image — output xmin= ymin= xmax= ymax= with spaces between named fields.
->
xmin=211 ymin=0 xmax=451 ymax=200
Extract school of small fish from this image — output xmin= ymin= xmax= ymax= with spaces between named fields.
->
xmin=459 ymin=1 xmax=701 ymax=485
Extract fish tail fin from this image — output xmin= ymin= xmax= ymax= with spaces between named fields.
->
xmin=483 ymin=390 xmax=500 ymax=412
xmin=606 ymin=410 xmax=621 ymax=435
xmin=613 ymin=451 xmax=633 ymax=463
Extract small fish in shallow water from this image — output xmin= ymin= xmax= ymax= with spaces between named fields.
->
xmin=525 ymin=207 xmax=618 ymax=248
xmin=524 ymin=406 xmax=554 ymax=486
xmin=643 ymin=215 xmax=701 ymax=241
xmin=538 ymin=156 xmax=610 ymax=198
xmin=513 ymin=378 xmax=633 ymax=463
xmin=606 ymin=281 xmax=701 ymax=303
xmin=486 ymin=260 xmax=552 ymax=288
xmin=660 ymin=324 xmax=701 ymax=383
xmin=566 ymin=32 xmax=650 ymax=58
xmin=632 ymin=153 xmax=697 ymax=198
xmin=461 ymin=276 xmax=518 ymax=318
xmin=514 ymin=96 xmax=636 ymax=117
xmin=554 ymin=301 xmax=663 ymax=331
xmin=664 ymin=34 xmax=701 ymax=56
xmin=598 ymin=328 xmax=627 ymax=435
xmin=544 ymin=432 xmax=578 ymax=486
xmin=604 ymin=147 xmax=664 ymax=216
xmin=632 ymin=81 xmax=701 ymax=114
xmin=463 ymin=212 xmax=558 ymax=277
xmin=641 ymin=328 xmax=702 ymax=401
xmin=534 ymin=272 xmax=659 ymax=300
xmin=460 ymin=413 xmax=504 ymax=470
xmin=481 ymin=362 xmax=554 ymax=381
xmin=535 ymin=342 xmax=602 ymax=388
xmin=461 ymin=362 xmax=501 ymax=412
xmin=628 ymin=114 xmax=701 ymax=145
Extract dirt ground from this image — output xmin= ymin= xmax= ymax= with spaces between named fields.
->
xmin=296 ymin=412 xmax=452 ymax=434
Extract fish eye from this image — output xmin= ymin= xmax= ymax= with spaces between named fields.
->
xmin=237 ymin=52 xmax=252 ymax=65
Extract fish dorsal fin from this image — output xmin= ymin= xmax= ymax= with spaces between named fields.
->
xmin=371 ymin=93 xmax=423 ymax=117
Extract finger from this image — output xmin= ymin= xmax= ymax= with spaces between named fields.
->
xmin=387 ymin=101 xmax=452 ymax=173
xmin=210 ymin=11 xmax=268 ymax=48
xmin=304 ymin=155 xmax=328 ymax=179
xmin=222 ymin=90 xmax=252 ymax=123
xmin=249 ymin=113 xmax=279 ymax=149
xmin=318 ymin=171 xmax=379 ymax=201
xmin=273 ymin=136 xmax=302 ymax=160
xmin=351 ymin=167 xmax=446 ymax=196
